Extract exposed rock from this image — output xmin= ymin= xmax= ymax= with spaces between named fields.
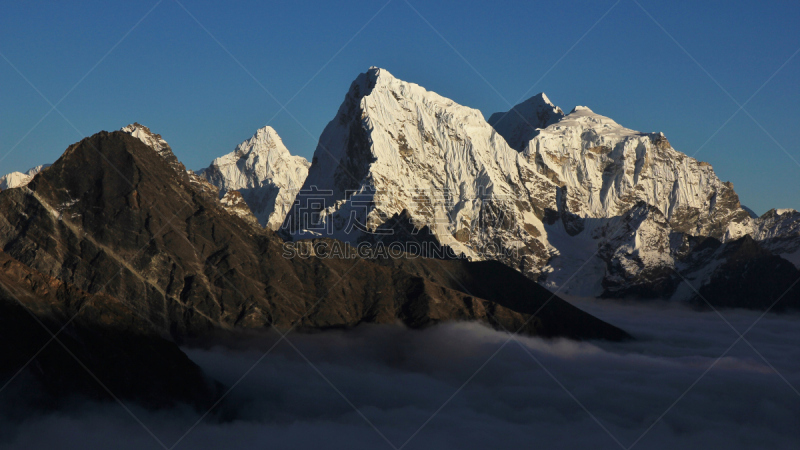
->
xmin=674 ymin=236 xmax=800 ymax=311
xmin=0 ymin=250 xmax=220 ymax=412
xmin=220 ymin=190 xmax=260 ymax=225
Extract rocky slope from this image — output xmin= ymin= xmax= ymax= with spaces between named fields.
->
xmin=121 ymin=122 xmax=258 ymax=223
xmin=0 ymin=250 xmax=220 ymax=413
xmin=198 ymin=126 xmax=310 ymax=229
xmin=0 ymin=129 xmax=629 ymax=408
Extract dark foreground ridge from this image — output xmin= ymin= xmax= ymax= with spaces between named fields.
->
xmin=0 ymin=131 xmax=630 ymax=411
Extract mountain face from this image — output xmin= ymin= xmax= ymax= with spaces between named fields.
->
xmin=284 ymin=68 xmax=799 ymax=308
xmin=497 ymin=104 xmax=753 ymax=297
xmin=285 ymin=67 xmax=558 ymax=277
xmin=0 ymin=129 xmax=628 ymax=408
xmin=0 ymin=164 xmax=50 ymax=190
xmin=0 ymin=250 xmax=220 ymax=412
xmin=750 ymin=208 xmax=800 ymax=268
xmin=521 ymin=106 xmax=751 ymax=240
xmin=198 ymin=126 xmax=310 ymax=229
xmin=7 ymin=70 xmax=795 ymax=310
xmin=121 ymin=122 xmax=258 ymax=223
xmin=493 ymin=99 xmax=800 ymax=302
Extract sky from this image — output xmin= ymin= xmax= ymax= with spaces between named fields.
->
xmin=3 ymin=300 xmax=799 ymax=449
xmin=0 ymin=0 xmax=798 ymax=215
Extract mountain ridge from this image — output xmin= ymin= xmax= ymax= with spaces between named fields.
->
xmin=0 ymin=127 xmax=629 ymax=408
xmin=4 ymin=67 xmax=799 ymax=308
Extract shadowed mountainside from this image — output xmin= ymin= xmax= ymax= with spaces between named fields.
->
xmin=0 ymin=130 xmax=629 ymax=409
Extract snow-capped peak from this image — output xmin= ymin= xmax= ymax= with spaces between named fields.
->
xmin=0 ymin=164 xmax=51 ymax=190
xmin=569 ymin=105 xmax=593 ymax=114
xmin=119 ymin=122 xmax=189 ymax=176
xmin=518 ymin=103 xmax=750 ymax=240
xmin=488 ymin=93 xmax=565 ymax=151
xmin=199 ymin=125 xmax=310 ymax=229
xmin=121 ymin=123 xmax=170 ymax=155
xmin=286 ymin=66 xmax=557 ymax=274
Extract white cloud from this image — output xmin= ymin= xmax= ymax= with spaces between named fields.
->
xmin=3 ymin=300 xmax=800 ymax=450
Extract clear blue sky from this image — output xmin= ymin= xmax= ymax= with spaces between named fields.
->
xmin=1 ymin=0 xmax=798 ymax=215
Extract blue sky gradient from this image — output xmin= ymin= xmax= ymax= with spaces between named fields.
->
xmin=1 ymin=0 xmax=798 ymax=214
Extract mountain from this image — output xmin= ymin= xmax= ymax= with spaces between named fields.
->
xmin=518 ymin=105 xmax=751 ymax=240
xmin=673 ymin=235 xmax=800 ymax=310
xmin=198 ymin=126 xmax=310 ymax=229
xmin=285 ymin=67 xmax=558 ymax=278
xmin=507 ymin=104 xmax=752 ymax=296
xmin=487 ymin=93 xmax=564 ymax=152
xmin=0 ymin=128 xmax=629 ymax=408
xmin=121 ymin=122 xmax=258 ymax=224
xmin=492 ymin=96 xmax=800 ymax=305
xmin=0 ymin=250 xmax=220 ymax=413
xmin=121 ymin=123 xmax=186 ymax=174
xmin=0 ymin=164 xmax=50 ymax=190
xmin=749 ymin=208 xmax=800 ymax=267
xmin=285 ymin=67 xmax=799 ymax=309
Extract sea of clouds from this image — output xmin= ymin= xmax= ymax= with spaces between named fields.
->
xmin=3 ymin=298 xmax=799 ymax=449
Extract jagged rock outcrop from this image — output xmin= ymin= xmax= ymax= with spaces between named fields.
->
xmin=491 ymin=98 xmax=767 ymax=299
xmin=219 ymin=189 xmax=260 ymax=225
xmin=198 ymin=126 xmax=310 ymax=229
xmin=121 ymin=123 xmax=185 ymax=174
xmin=672 ymin=235 xmax=800 ymax=310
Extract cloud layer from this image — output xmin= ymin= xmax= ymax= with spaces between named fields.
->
xmin=3 ymin=299 xmax=800 ymax=450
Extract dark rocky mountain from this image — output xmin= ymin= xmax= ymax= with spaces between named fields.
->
xmin=677 ymin=235 xmax=800 ymax=311
xmin=0 ymin=251 xmax=220 ymax=414
xmin=0 ymin=130 xmax=629 ymax=410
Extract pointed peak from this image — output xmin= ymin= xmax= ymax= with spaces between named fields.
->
xmin=121 ymin=122 xmax=154 ymax=134
xmin=523 ymin=92 xmax=553 ymax=107
xmin=253 ymin=125 xmax=280 ymax=139
xmin=242 ymin=125 xmax=288 ymax=153
xmin=120 ymin=123 xmax=167 ymax=145
xmin=358 ymin=66 xmax=400 ymax=93
xmin=210 ymin=125 xmax=307 ymax=171
xmin=488 ymin=93 xmax=565 ymax=151
xmin=120 ymin=123 xmax=170 ymax=151
xmin=366 ymin=66 xmax=394 ymax=81
xmin=569 ymin=105 xmax=594 ymax=114
xmin=119 ymin=123 xmax=186 ymax=175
